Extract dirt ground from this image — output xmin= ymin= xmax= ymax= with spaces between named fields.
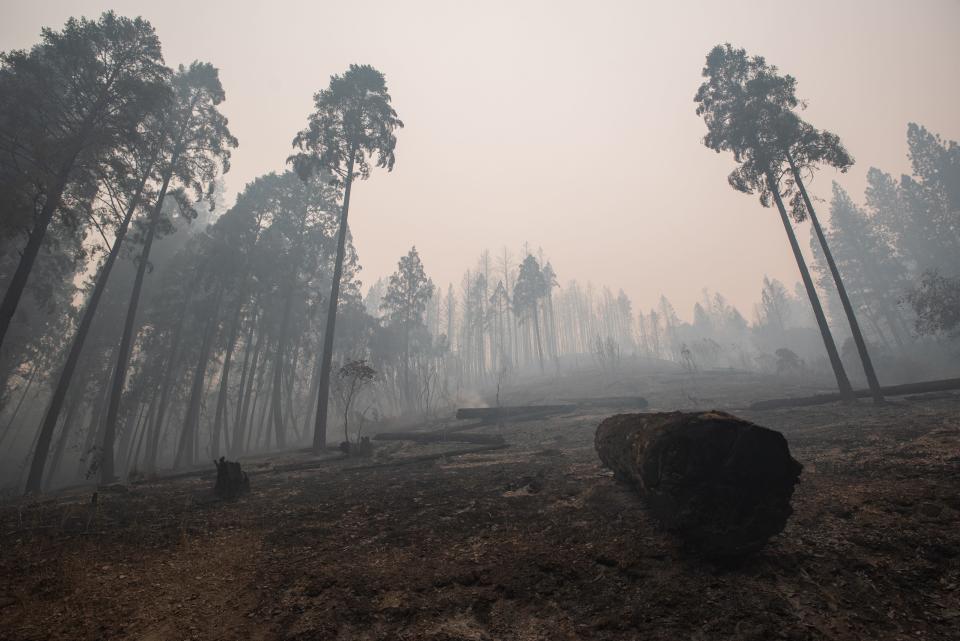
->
xmin=1 ymin=369 xmax=959 ymax=640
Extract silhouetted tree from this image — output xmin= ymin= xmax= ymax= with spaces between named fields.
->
xmin=289 ymin=64 xmax=402 ymax=453
xmin=778 ymin=110 xmax=883 ymax=400
xmin=694 ymin=43 xmax=854 ymax=399
xmin=513 ymin=255 xmax=547 ymax=373
xmin=0 ymin=12 xmax=168 ymax=359
xmin=99 ymin=61 xmax=236 ymax=484
xmin=381 ymin=247 xmax=434 ymax=408
xmin=24 ymin=102 xmax=171 ymax=494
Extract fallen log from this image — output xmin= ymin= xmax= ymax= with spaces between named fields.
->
xmin=749 ymin=377 xmax=960 ymax=410
xmin=345 ymin=443 xmax=510 ymax=471
xmin=455 ymin=405 xmax=576 ymax=422
xmin=373 ymin=431 xmax=505 ymax=445
xmin=595 ymin=411 xmax=802 ymax=557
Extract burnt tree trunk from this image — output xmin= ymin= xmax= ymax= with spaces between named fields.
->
xmin=212 ymin=285 xmax=248 ymax=459
xmin=788 ymin=152 xmax=882 ymax=403
xmin=595 ymin=411 xmax=802 ymax=557
xmin=312 ymin=146 xmax=357 ymax=454
xmin=213 ymin=457 xmax=249 ymax=499
xmin=175 ymin=286 xmax=223 ymax=469
xmin=767 ymin=170 xmax=853 ymax=401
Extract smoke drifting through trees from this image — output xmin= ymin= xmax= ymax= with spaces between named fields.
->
xmin=0 ymin=14 xmax=957 ymax=494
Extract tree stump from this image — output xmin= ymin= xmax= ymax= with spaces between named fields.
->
xmin=339 ymin=436 xmax=374 ymax=457
xmin=595 ymin=411 xmax=802 ymax=557
xmin=213 ymin=457 xmax=249 ymax=499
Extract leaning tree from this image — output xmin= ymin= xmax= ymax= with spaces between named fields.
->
xmin=98 ymin=61 xmax=236 ymax=484
xmin=23 ymin=100 xmax=172 ymax=494
xmin=289 ymin=64 xmax=403 ymax=454
xmin=776 ymin=113 xmax=883 ymax=401
xmin=694 ymin=44 xmax=854 ymax=400
xmin=0 ymin=12 xmax=169 ymax=359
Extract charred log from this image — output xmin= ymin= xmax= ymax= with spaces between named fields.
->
xmin=455 ymin=405 xmax=576 ymax=422
xmin=595 ymin=411 xmax=802 ymax=557
xmin=374 ymin=431 xmax=504 ymax=445
xmin=562 ymin=396 xmax=649 ymax=410
xmin=749 ymin=377 xmax=960 ymax=410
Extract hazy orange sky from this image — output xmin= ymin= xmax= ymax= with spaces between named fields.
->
xmin=3 ymin=1 xmax=958 ymax=320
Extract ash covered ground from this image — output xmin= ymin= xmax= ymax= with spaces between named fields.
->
xmin=2 ymin=368 xmax=959 ymax=641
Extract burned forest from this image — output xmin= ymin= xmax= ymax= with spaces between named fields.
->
xmin=1 ymin=3 xmax=959 ymax=640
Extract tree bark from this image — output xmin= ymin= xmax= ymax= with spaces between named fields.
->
xmin=312 ymin=147 xmax=357 ymax=454
xmin=788 ymin=152 xmax=882 ymax=402
xmin=767 ymin=170 xmax=853 ymax=400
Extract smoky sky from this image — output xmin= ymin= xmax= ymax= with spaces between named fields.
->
xmin=3 ymin=0 xmax=958 ymax=319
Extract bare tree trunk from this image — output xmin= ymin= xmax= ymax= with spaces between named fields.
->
xmin=129 ymin=388 xmax=158 ymax=475
xmin=767 ymin=170 xmax=853 ymax=400
xmin=24 ymin=157 xmax=157 ymax=493
xmin=402 ymin=324 xmax=411 ymax=410
xmin=788 ymin=153 xmax=881 ymax=402
xmin=144 ymin=300 xmax=189 ymax=473
xmin=532 ymin=304 xmax=545 ymax=374
xmin=254 ymin=353 xmax=275 ymax=451
xmin=212 ymin=286 xmax=248 ymax=458
xmin=43 ymin=389 xmax=84 ymax=490
xmin=0 ymin=365 xmax=37 ymax=450
xmin=312 ymin=147 xmax=357 ymax=453
xmin=247 ymin=347 xmax=272 ymax=452
xmin=78 ymin=379 xmax=111 ymax=480
xmin=301 ymin=347 xmax=323 ymax=442
xmin=231 ymin=315 xmax=260 ymax=457
xmin=284 ymin=347 xmax=301 ymax=442
xmin=271 ymin=288 xmax=295 ymax=450
xmin=119 ymin=402 xmax=148 ymax=477
xmin=101 ymin=147 xmax=181 ymax=484
xmin=175 ymin=285 xmax=223 ymax=468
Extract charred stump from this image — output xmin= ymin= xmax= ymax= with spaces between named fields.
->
xmin=213 ymin=457 xmax=249 ymax=499
xmin=595 ymin=411 xmax=802 ymax=557
xmin=339 ymin=436 xmax=374 ymax=458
